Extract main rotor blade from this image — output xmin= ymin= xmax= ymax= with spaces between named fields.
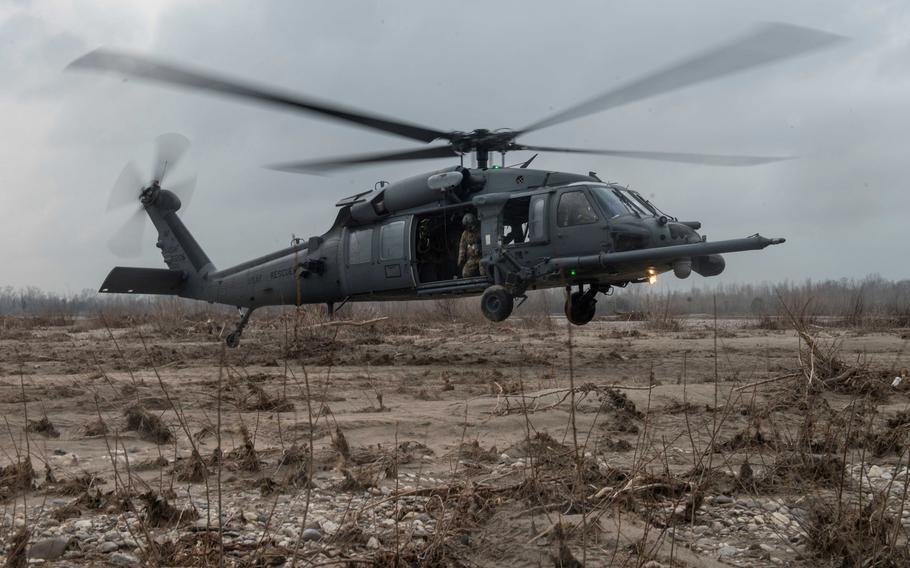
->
xmin=268 ymin=145 xmax=460 ymax=173
xmin=108 ymin=207 xmax=147 ymax=258
xmin=153 ymin=132 xmax=190 ymax=183
xmin=68 ymin=49 xmax=450 ymax=143
xmin=520 ymin=22 xmax=845 ymax=134
xmin=107 ymin=161 xmax=144 ymax=211
xmin=516 ymin=144 xmax=792 ymax=166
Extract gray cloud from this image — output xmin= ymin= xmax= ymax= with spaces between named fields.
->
xmin=1 ymin=0 xmax=908 ymax=294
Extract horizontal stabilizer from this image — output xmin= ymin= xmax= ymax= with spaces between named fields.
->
xmin=99 ymin=267 xmax=186 ymax=295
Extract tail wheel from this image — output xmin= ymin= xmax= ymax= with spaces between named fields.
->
xmin=481 ymin=285 xmax=514 ymax=322
xmin=225 ymin=332 xmax=241 ymax=348
xmin=565 ymin=291 xmax=596 ymax=326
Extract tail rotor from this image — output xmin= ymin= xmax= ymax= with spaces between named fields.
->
xmin=106 ymin=133 xmax=196 ymax=257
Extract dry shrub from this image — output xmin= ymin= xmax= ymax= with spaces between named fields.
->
xmin=336 ymin=466 xmax=375 ymax=492
xmin=0 ymin=459 xmax=35 ymax=496
xmin=153 ymin=531 xmax=222 ymax=567
xmin=282 ymin=465 xmax=312 ymax=490
xmin=595 ymin=437 xmax=633 ymax=452
xmin=279 ymin=443 xmax=308 ymax=466
xmin=453 ymin=440 xmax=499 ymax=464
xmin=4 ymin=527 xmax=29 ymax=568
xmin=398 ymin=440 xmax=435 ymax=461
xmin=140 ymin=491 xmax=198 ymax=527
xmin=804 ymin=493 xmax=909 ymax=567
xmin=625 ymin=473 xmax=690 ymax=503
xmin=26 ymin=416 xmax=60 ymax=438
xmin=54 ymin=472 xmax=103 ymax=496
xmin=54 ymin=484 xmax=112 ymax=520
xmin=82 ymin=417 xmax=108 ymax=437
xmin=176 ymin=449 xmax=208 ymax=482
xmin=598 ymin=387 xmax=643 ymax=418
xmin=865 ymin=411 xmax=910 ymax=457
xmin=551 ymin=522 xmax=582 ymax=568
xmin=759 ymin=452 xmax=844 ymax=489
xmin=332 ymin=426 xmax=351 ymax=461
xmin=713 ymin=424 xmax=778 ymax=452
xmin=244 ymin=382 xmax=294 ymax=412
xmin=640 ymin=293 xmax=686 ymax=332
xmin=786 ymin=311 xmax=893 ymax=398
xmin=230 ymin=425 xmax=260 ymax=472
xmin=133 ymin=456 xmax=168 ymax=471
xmin=449 ymin=482 xmax=495 ymax=528
xmin=124 ymin=405 xmax=174 ymax=444
xmin=504 ymin=432 xmax=572 ymax=468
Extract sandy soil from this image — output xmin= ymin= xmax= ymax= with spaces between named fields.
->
xmin=1 ymin=314 xmax=909 ymax=567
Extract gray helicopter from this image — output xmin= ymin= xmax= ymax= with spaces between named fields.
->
xmin=69 ymin=22 xmax=842 ymax=347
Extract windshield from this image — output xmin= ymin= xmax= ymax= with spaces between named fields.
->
xmin=589 ymin=186 xmax=632 ymax=218
xmin=625 ymin=189 xmax=660 ymax=216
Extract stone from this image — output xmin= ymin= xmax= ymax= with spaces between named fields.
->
xmin=718 ymin=545 xmax=738 ymax=557
xmin=713 ymin=495 xmax=734 ymax=505
xmin=110 ymin=552 xmax=140 ymax=565
xmin=99 ymin=541 xmax=119 ymax=553
xmin=74 ymin=519 xmax=93 ymax=530
xmin=302 ymin=528 xmax=322 ymax=542
xmin=771 ymin=512 xmax=790 ymax=526
xmin=367 ymin=536 xmax=381 ymax=549
xmin=321 ymin=520 xmax=340 ymax=534
xmin=28 ymin=537 xmax=72 ymax=561
xmin=762 ymin=500 xmax=779 ymax=512
xmin=868 ymin=465 xmax=883 ymax=478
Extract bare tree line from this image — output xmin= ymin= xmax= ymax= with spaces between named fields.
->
xmin=1 ymin=274 xmax=909 ymax=324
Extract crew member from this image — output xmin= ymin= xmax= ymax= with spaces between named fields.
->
xmin=457 ymin=213 xmax=485 ymax=277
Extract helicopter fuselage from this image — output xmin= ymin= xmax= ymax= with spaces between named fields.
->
xmin=100 ymin=165 xmax=783 ymax=329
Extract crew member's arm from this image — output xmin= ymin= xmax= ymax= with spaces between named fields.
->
xmin=457 ymin=232 xmax=467 ymax=266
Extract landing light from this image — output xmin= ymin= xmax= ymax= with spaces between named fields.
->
xmin=648 ymin=275 xmax=658 ymax=285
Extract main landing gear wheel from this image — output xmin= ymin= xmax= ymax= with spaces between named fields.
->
xmin=480 ymin=285 xmax=514 ymax=322
xmin=565 ymin=290 xmax=597 ymax=326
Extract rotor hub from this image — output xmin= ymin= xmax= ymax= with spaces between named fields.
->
xmin=449 ymin=129 xmax=519 ymax=154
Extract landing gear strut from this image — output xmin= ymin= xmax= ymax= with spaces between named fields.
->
xmin=225 ymin=307 xmax=254 ymax=348
xmin=565 ymin=284 xmax=599 ymax=326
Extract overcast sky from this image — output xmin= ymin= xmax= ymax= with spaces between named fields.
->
xmin=1 ymin=0 xmax=908 ymax=295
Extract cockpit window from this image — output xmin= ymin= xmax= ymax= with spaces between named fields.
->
xmin=590 ymin=186 xmax=631 ymax=218
xmin=557 ymin=190 xmax=599 ymax=227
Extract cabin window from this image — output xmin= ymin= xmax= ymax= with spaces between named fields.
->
xmin=502 ymin=196 xmax=530 ymax=245
xmin=557 ymin=190 xmax=598 ymax=227
xmin=380 ymin=220 xmax=406 ymax=260
xmin=348 ymin=228 xmax=373 ymax=264
xmin=527 ymin=194 xmax=548 ymax=242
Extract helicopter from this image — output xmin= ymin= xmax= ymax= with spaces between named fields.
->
xmin=68 ymin=22 xmax=842 ymax=347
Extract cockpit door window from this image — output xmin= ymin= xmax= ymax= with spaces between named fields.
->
xmin=557 ymin=190 xmax=599 ymax=227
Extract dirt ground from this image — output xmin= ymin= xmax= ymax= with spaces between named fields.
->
xmin=1 ymin=311 xmax=909 ymax=567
